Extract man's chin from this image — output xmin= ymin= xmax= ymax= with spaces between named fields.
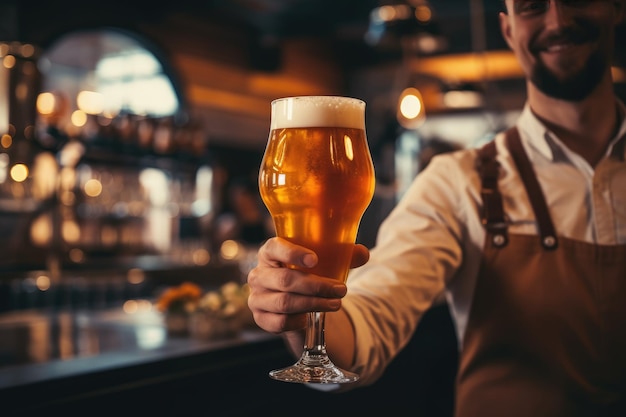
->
xmin=533 ymin=79 xmax=594 ymax=101
xmin=531 ymin=69 xmax=603 ymax=101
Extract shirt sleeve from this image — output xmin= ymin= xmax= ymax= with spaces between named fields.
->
xmin=341 ymin=148 xmax=478 ymax=386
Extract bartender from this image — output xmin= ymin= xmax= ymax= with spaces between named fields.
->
xmin=247 ymin=1 xmax=626 ymax=416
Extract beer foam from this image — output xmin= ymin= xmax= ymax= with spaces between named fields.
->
xmin=270 ymin=96 xmax=365 ymax=129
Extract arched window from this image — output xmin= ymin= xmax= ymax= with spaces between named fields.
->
xmin=38 ymin=28 xmax=182 ymax=122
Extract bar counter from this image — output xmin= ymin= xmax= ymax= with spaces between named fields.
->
xmin=0 ymin=306 xmax=293 ymax=416
xmin=0 ymin=300 xmax=458 ymax=417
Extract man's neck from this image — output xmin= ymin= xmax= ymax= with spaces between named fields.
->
xmin=526 ymin=78 xmax=619 ymax=166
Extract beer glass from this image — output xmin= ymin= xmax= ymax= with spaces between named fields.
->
xmin=258 ymin=96 xmax=375 ymax=384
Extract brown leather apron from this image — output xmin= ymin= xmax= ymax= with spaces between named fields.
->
xmin=455 ymin=128 xmax=626 ymax=417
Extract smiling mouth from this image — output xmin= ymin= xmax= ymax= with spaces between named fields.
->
xmin=544 ymin=42 xmax=577 ymax=53
xmin=534 ymin=29 xmax=592 ymax=54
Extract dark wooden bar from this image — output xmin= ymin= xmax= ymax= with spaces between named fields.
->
xmin=0 ymin=302 xmax=457 ymax=417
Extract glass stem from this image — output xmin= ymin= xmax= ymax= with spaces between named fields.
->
xmin=304 ymin=311 xmax=326 ymax=355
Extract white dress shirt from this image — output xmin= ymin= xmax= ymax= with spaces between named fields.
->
xmin=342 ymin=101 xmax=626 ymax=386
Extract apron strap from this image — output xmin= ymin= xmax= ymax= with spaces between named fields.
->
xmin=476 ymin=128 xmax=558 ymax=250
xmin=505 ymin=128 xmax=558 ymax=250
xmin=477 ymin=136 xmax=509 ymax=247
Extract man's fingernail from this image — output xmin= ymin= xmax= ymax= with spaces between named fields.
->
xmin=302 ymin=253 xmax=316 ymax=268
xmin=332 ymin=285 xmax=347 ymax=297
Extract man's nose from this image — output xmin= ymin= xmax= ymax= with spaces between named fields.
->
xmin=543 ymin=1 xmax=576 ymax=30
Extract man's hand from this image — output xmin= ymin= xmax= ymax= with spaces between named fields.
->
xmin=247 ymin=237 xmax=370 ymax=334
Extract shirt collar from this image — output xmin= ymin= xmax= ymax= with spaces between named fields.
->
xmin=516 ymin=103 xmax=553 ymax=160
xmin=516 ymin=100 xmax=626 ymax=162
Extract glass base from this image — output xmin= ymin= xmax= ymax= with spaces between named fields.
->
xmin=269 ymin=353 xmax=359 ymax=384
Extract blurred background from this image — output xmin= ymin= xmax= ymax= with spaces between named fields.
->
xmin=2 ymin=0 xmax=626 ymax=337
xmin=0 ymin=1 xmax=625 ymax=413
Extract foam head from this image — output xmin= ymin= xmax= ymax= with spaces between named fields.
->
xmin=270 ymin=96 xmax=365 ymax=130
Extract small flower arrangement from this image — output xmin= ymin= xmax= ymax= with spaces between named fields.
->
xmin=155 ymin=281 xmax=253 ymax=338
xmin=197 ymin=281 xmax=251 ymax=320
xmin=188 ymin=281 xmax=253 ymax=339
xmin=155 ymin=282 xmax=203 ymax=315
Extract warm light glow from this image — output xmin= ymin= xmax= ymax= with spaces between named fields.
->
xmin=84 ymin=178 xmax=102 ymax=197
xmin=62 ymin=220 xmax=80 ymax=243
xmin=139 ymin=168 xmax=169 ymax=206
xmin=1 ymin=134 xmax=12 ymax=148
xmin=410 ymin=50 xmax=525 ymax=83
xmin=123 ymin=299 xmax=139 ymax=314
xmin=37 ymin=92 xmax=66 ymax=117
xmin=193 ymin=165 xmax=213 ymax=217
xmin=0 ymin=153 xmax=8 ymax=183
xmin=60 ymin=190 xmax=75 ymax=206
xmin=220 ymin=240 xmax=240 ymax=259
xmin=375 ymin=5 xmax=396 ymax=22
xmin=397 ymin=88 xmax=426 ymax=129
xmin=372 ymin=5 xmax=412 ymax=22
xmin=97 ymin=53 xmax=178 ymax=116
xmin=124 ymin=299 xmax=153 ymax=315
xmin=71 ymin=109 xmax=88 ymax=127
xmin=102 ymin=109 xmax=118 ymax=119
xmin=192 ymin=248 xmax=211 ymax=265
xmin=77 ymin=90 xmax=104 ymax=115
xmin=31 ymin=152 xmax=58 ymax=200
xmin=3 ymin=55 xmax=16 ymax=69
xmin=415 ymin=5 xmax=432 ymax=22
xmin=127 ymin=268 xmax=145 ymax=284
xmin=415 ymin=34 xmax=442 ymax=54
xmin=10 ymin=163 xmax=28 ymax=182
xmin=188 ymin=84 xmax=269 ymax=119
xmin=58 ymin=141 xmax=85 ymax=168
xmin=36 ymin=275 xmax=51 ymax=291
xmin=400 ymin=93 xmax=422 ymax=119
xmin=443 ymin=90 xmax=484 ymax=109
xmin=30 ymin=214 xmax=53 ymax=246
xmin=20 ymin=44 xmax=35 ymax=58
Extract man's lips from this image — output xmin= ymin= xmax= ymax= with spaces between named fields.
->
xmin=532 ymin=28 xmax=593 ymax=53
xmin=543 ymin=42 xmax=577 ymax=52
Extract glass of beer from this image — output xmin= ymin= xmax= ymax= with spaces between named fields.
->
xmin=258 ymin=96 xmax=375 ymax=384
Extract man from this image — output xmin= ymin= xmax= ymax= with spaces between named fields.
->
xmin=246 ymin=1 xmax=626 ymax=415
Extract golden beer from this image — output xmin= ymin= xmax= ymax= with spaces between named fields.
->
xmin=259 ymin=96 xmax=375 ymax=282
xmin=260 ymin=95 xmax=373 ymax=384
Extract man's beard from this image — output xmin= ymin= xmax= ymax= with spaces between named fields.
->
xmin=529 ymin=21 xmax=608 ymax=102
xmin=530 ymin=50 xmax=607 ymax=101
